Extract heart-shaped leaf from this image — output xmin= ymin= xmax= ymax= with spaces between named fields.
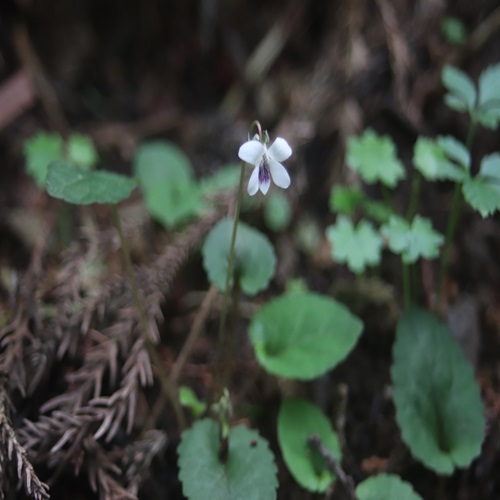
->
xmin=24 ymin=132 xmax=63 ymax=186
xmin=278 ymin=398 xmax=341 ymax=492
xmin=249 ymin=291 xmax=363 ymax=379
xmin=134 ymin=141 xmax=201 ymax=228
xmin=202 ymin=218 xmax=276 ymax=296
xmin=356 ymin=474 xmax=423 ymax=500
xmin=46 ymin=161 xmax=136 ymax=204
xmin=67 ymin=133 xmax=98 ymax=170
xmin=391 ymin=308 xmax=484 ymax=474
xmin=178 ymin=419 xmax=278 ymax=500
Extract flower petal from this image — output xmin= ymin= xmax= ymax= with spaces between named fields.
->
xmin=239 ymin=140 xmax=265 ymax=165
xmin=269 ymin=159 xmax=291 ymax=189
xmin=247 ymin=166 xmax=260 ymax=195
xmin=260 ymin=177 xmax=271 ymax=195
xmin=267 ymin=137 xmax=292 ymax=162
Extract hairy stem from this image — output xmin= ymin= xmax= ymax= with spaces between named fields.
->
xmin=110 ymin=204 xmax=186 ymax=430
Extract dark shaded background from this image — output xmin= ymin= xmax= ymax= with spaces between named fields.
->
xmin=1 ymin=1 xmax=500 ymax=498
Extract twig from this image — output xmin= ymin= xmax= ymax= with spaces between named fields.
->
xmin=308 ymin=434 xmax=356 ymax=499
xmin=172 ymin=285 xmax=219 ymax=382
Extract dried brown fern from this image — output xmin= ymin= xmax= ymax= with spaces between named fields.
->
xmin=0 ymin=389 xmax=49 ymax=499
xmin=12 ymin=210 xmax=221 ymax=497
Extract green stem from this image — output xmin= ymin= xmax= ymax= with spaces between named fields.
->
xmin=438 ymin=119 xmax=477 ymax=302
xmin=406 ymin=171 xmax=422 ymax=221
xmin=214 ymin=161 xmax=246 ymax=396
xmin=110 ymin=204 xmax=186 ymax=430
xmin=382 ymin=185 xmax=394 ymax=211
xmin=402 ymin=261 xmax=411 ymax=307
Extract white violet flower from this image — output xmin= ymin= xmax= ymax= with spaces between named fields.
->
xmin=238 ymin=136 xmax=292 ymax=196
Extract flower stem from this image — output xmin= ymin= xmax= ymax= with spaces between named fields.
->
xmin=214 ymin=160 xmax=246 ymax=397
xmin=110 ymin=204 xmax=186 ymax=430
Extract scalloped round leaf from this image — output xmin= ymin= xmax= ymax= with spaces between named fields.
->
xmin=46 ymin=161 xmax=136 ymax=204
xmin=381 ymin=215 xmax=443 ymax=264
xmin=326 ymin=216 xmax=383 ymax=274
xmin=134 ymin=140 xmax=201 ymax=227
xmin=249 ymin=291 xmax=363 ymax=379
xmin=202 ymin=218 xmax=276 ymax=296
xmin=24 ymin=132 xmax=63 ymax=186
xmin=356 ymin=474 xmax=423 ymax=500
xmin=347 ymin=129 xmax=405 ymax=187
xmin=462 ymin=153 xmax=500 ymax=217
xmin=278 ymin=398 xmax=341 ymax=492
xmin=178 ymin=419 xmax=278 ymax=500
xmin=391 ymin=308 xmax=484 ymax=474
xmin=442 ymin=65 xmax=476 ymax=112
xmin=264 ymin=191 xmax=292 ymax=232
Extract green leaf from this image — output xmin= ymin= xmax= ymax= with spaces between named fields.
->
xmin=179 ymin=386 xmax=207 ymax=418
xmin=463 ymin=153 xmax=500 ymax=217
xmin=326 ymin=216 xmax=383 ymax=273
xmin=356 ymin=474 xmax=423 ymax=500
xmin=391 ymin=308 xmax=485 ymax=474
xmin=134 ymin=141 xmax=201 ymax=228
xmin=347 ymin=130 xmax=406 ymax=187
xmin=442 ymin=65 xmax=476 ymax=113
xmin=381 ymin=215 xmax=444 ymax=263
xmin=437 ymin=136 xmax=471 ymax=171
xmin=413 ymin=137 xmax=469 ymax=182
xmin=478 ymin=63 xmax=500 ymax=108
xmin=199 ymin=164 xmax=241 ymax=197
xmin=441 ymin=17 xmax=467 ymax=45
xmin=202 ymin=218 xmax=276 ymax=296
xmin=329 ymin=186 xmax=365 ymax=214
xmin=67 ymin=133 xmax=98 ymax=170
xmin=477 ymin=63 xmax=500 ymax=128
xmin=46 ymin=161 xmax=136 ymax=204
xmin=249 ymin=291 xmax=363 ymax=379
xmin=278 ymin=399 xmax=341 ymax=492
xmin=264 ymin=191 xmax=292 ymax=232
xmin=178 ymin=419 xmax=278 ymax=500
xmin=362 ymin=199 xmax=393 ymax=223
xmin=24 ymin=132 xmax=63 ymax=186
xmin=476 ymin=107 xmax=500 ymax=129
